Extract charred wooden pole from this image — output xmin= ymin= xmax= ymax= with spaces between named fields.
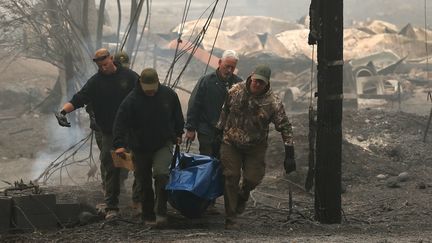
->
xmin=309 ymin=0 xmax=343 ymax=223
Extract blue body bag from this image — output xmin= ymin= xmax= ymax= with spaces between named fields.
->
xmin=166 ymin=145 xmax=223 ymax=218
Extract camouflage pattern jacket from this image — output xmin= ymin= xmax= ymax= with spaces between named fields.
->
xmin=216 ymin=79 xmax=293 ymax=147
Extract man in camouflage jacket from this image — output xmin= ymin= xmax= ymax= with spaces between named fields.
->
xmin=216 ymin=64 xmax=296 ymax=229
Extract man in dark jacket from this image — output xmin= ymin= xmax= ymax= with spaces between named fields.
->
xmin=112 ymin=50 xmax=142 ymax=210
xmin=54 ymin=48 xmax=138 ymax=219
xmin=185 ymin=50 xmax=242 ymax=157
xmin=113 ymin=68 xmax=184 ymax=227
xmin=87 ymin=51 xmax=131 ymax=193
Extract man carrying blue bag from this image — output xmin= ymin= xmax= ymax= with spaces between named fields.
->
xmin=113 ymin=68 xmax=184 ymax=227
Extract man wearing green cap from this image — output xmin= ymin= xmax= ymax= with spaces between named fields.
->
xmin=112 ymin=50 xmax=143 ymax=210
xmin=114 ymin=51 xmax=131 ymax=69
xmin=216 ymin=64 xmax=296 ymax=229
xmin=113 ymin=68 xmax=184 ymax=227
xmin=54 ymin=48 xmax=139 ymax=220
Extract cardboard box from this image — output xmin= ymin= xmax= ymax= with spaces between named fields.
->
xmin=111 ymin=151 xmax=134 ymax=171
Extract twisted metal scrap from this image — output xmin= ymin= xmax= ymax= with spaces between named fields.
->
xmin=34 ymin=131 xmax=98 ymax=185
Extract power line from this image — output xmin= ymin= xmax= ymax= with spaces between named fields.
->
xmin=204 ymin=0 xmax=228 ymax=75
xmin=164 ymin=0 xmax=222 ymax=89
xmin=115 ymin=0 xmax=122 ymax=53
xmin=164 ymin=0 xmax=192 ymax=86
xmin=119 ymin=0 xmax=145 ymax=52
xmin=131 ymin=0 xmax=151 ymax=68
xmin=425 ymin=0 xmax=429 ymax=83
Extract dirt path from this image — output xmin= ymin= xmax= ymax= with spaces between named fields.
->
xmin=1 ymin=107 xmax=432 ymax=242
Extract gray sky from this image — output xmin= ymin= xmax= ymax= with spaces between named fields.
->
xmin=106 ymin=0 xmax=432 ymax=33
xmin=225 ymin=0 xmax=432 ymax=28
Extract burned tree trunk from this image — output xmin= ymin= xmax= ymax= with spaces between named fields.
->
xmin=314 ymin=0 xmax=343 ymax=223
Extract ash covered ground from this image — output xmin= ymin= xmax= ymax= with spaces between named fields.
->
xmin=1 ymin=105 xmax=432 ymax=242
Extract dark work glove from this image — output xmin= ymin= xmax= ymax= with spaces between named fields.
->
xmin=54 ymin=111 xmax=71 ymax=127
xmin=284 ymin=145 xmax=296 ymax=174
xmin=308 ymin=32 xmax=318 ymax=45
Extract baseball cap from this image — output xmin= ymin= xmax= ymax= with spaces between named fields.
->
xmin=140 ymin=68 xmax=159 ymax=91
xmin=251 ymin=64 xmax=271 ymax=84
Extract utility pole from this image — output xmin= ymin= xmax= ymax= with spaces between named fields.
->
xmin=312 ymin=0 xmax=343 ymax=223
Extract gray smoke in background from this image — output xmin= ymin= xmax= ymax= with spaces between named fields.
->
xmin=32 ymin=116 xmax=91 ymax=184
xmin=105 ymin=0 xmax=432 ymax=35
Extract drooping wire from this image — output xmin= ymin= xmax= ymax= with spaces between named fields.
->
xmin=163 ymin=0 xmax=221 ymax=87
xmin=169 ymin=4 xmax=217 ymax=88
xmin=115 ymin=0 xmax=121 ymax=53
xmin=179 ymin=0 xmax=218 ymax=53
xmin=166 ymin=0 xmax=221 ymax=89
xmin=34 ymin=132 xmax=98 ymax=185
xmin=131 ymin=0 xmax=151 ymax=68
xmin=142 ymin=0 xmax=153 ymax=68
xmin=425 ymin=0 xmax=429 ymax=83
xmin=204 ymin=0 xmax=228 ymax=75
xmin=164 ymin=0 xmax=192 ymax=86
xmin=179 ymin=0 xmax=192 ymax=36
xmin=164 ymin=0 xmax=217 ymax=66
xmin=119 ymin=0 xmax=145 ymax=52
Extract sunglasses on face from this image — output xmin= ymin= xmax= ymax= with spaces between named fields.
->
xmin=92 ymin=54 xmax=110 ymax=62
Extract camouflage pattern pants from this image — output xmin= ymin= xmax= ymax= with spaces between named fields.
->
xmin=220 ymin=143 xmax=267 ymax=221
xmin=132 ymin=141 xmax=173 ymax=220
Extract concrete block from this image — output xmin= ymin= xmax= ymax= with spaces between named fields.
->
xmin=11 ymin=194 xmax=59 ymax=230
xmin=0 ymin=197 xmax=12 ymax=232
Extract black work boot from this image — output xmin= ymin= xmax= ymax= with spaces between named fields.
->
xmin=142 ymin=211 xmax=156 ymax=226
xmin=141 ymin=183 xmax=155 ymax=225
xmin=154 ymin=175 xmax=169 ymax=228
xmin=225 ymin=218 xmax=240 ymax=230
xmin=236 ymin=189 xmax=250 ymax=215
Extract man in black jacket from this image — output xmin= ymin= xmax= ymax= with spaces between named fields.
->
xmin=185 ymin=50 xmax=242 ymax=157
xmin=55 ymin=48 xmax=138 ymax=219
xmin=113 ymin=68 xmax=184 ymax=227
xmin=87 ymin=51 xmax=131 ymax=193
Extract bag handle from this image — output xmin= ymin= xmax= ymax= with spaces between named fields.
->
xmin=184 ymin=138 xmax=192 ymax=153
xmin=170 ymin=144 xmax=180 ymax=171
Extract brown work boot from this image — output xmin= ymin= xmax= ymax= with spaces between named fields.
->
xmin=96 ymin=203 xmax=107 ymax=215
xmin=131 ymin=201 xmax=142 ymax=212
xmin=143 ymin=219 xmax=156 ymax=226
xmin=224 ymin=218 xmax=240 ymax=230
xmin=206 ymin=201 xmax=220 ymax=215
xmin=236 ymin=188 xmax=250 ymax=215
xmin=155 ymin=215 xmax=168 ymax=228
xmin=141 ymin=213 xmax=156 ymax=226
xmin=105 ymin=210 xmax=118 ymax=220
